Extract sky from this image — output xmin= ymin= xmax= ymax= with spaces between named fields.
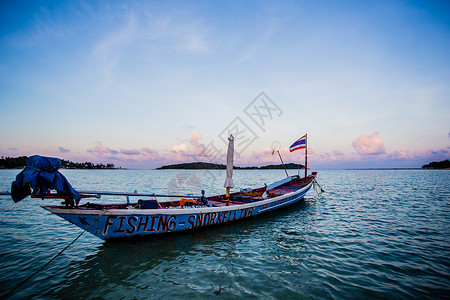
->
xmin=0 ymin=0 xmax=449 ymax=169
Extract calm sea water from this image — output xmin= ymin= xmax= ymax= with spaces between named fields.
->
xmin=0 ymin=169 xmax=449 ymax=299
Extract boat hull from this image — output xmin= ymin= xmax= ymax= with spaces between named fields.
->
xmin=43 ymin=181 xmax=313 ymax=240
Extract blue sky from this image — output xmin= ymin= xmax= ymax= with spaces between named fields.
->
xmin=1 ymin=0 xmax=449 ymax=169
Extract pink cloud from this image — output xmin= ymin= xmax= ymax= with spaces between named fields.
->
xmin=168 ymin=130 xmax=208 ymax=162
xmin=141 ymin=147 xmax=161 ymax=161
xmin=94 ymin=144 xmax=110 ymax=153
xmin=56 ymin=133 xmax=449 ymax=170
xmin=423 ymin=147 xmax=449 ymax=159
xmin=305 ymin=144 xmax=449 ymax=169
xmin=389 ymin=148 xmax=414 ymax=160
xmin=141 ymin=147 xmax=157 ymax=154
xmin=58 ymin=146 xmax=70 ymax=153
xmin=120 ymin=148 xmax=140 ymax=155
xmin=239 ymin=148 xmax=279 ymax=165
xmin=238 ymin=146 xmax=310 ymax=166
xmin=83 ymin=142 xmax=165 ymax=168
xmin=88 ymin=142 xmax=118 ymax=154
xmin=306 ymin=148 xmax=351 ymax=166
xmin=189 ymin=130 xmax=204 ymax=153
xmin=172 ymin=144 xmax=189 ymax=152
xmin=352 ymin=132 xmax=386 ymax=155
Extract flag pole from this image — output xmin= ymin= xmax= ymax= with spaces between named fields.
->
xmin=305 ymin=133 xmax=308 ymax=178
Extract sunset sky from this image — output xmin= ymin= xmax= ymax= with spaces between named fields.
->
xmin=1 ymin=0 xmax=449 ymax=169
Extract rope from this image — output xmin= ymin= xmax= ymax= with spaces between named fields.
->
xmin=313 ymin=178 xmax=325 ymax=196
xmin=3 ymin=213 xmax=104 ymax=298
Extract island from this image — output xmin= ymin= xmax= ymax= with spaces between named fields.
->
xmin=0 ymin=156 xmax=119 ymax=169
xmin=422 ymin=159 xmax=450 ymax=169
xmin=157 ymin=162 xmax=304 ymax=170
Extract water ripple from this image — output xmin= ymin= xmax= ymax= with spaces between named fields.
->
xmin=0 ymin=170 xmax=449 ymax=299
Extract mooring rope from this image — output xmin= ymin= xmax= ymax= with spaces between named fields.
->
xmin=313 ymin=178 xmax=325 ymax=196
xmin=3 ymin=212 xmax=104 ymax=298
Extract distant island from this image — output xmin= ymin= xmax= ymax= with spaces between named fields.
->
xmin=157 ymin=162 xmax=304 ymax=170
xmin=422 ymin=159 xmax=450 ymax=169
xmin=0 ymin=156 xmax=119 ymax=169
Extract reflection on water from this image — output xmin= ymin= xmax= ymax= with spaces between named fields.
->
xmin=51 ymin=202 xmax=310 ymax=299
xmin=1 ymin=169 xmax=449 ymax=299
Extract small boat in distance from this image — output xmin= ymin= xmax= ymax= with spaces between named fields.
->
xmin=7 ymin=135 xmax=317 ymax=240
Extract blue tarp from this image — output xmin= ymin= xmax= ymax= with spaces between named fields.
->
xmin=11 ymin=155 xmax=81 ymax=205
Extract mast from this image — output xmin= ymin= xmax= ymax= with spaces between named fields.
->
xmin=305 ymin=133 xmax=308 ymax=178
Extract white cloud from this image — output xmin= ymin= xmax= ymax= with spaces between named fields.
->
xmin=352 ymin=132 xmax=386 ymax=155
xmin=92 ymin=13 xmax=138 ymax=83
xmin=182 ymin=30 xmax=209 ymax=53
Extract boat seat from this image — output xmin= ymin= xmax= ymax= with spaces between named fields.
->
xmin=138 ymin=199 xmax=159 ymax=209
xmin=269 ymin=188 xmax=285 ymax=194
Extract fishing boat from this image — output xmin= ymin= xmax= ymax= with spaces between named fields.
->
xmin=7 ymin=135 xmax=318 ymax=240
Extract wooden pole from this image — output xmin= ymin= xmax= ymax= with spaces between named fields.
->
xmin=77 ymin=191 xmax=199 ymax=198
xmin=305 ymin=133 xmax=308 ymax=178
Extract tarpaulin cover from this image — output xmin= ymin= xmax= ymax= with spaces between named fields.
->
xmin=11 ymin=155 xmax=81 ymax=204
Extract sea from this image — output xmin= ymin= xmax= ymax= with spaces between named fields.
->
xmin=0 ymin=169 xmax=449 ymax=299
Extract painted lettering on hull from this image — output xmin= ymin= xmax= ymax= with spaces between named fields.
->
xmin=101 ymin=207 xmax=256 ymax=237
xmin=186 ymin=207 xmax=255 ymax=230
xmin=103 ymin=215 xmax=178 ymax=236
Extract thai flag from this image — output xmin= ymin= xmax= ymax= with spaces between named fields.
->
xmin=289 ymin=135 xmax=306 ymax=152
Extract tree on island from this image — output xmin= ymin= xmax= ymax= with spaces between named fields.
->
xmin=60 ymin=159 xmax=117 ymax=169
xmin=422 ymin=159 xmax=450 ymax=169
xmin=157 ymin=161 xmax=305 ymax=170
xmin=0 ymin=156 xmax=118 ymax=169
xmin=0 ymin=156 xmax=28 ymax=169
